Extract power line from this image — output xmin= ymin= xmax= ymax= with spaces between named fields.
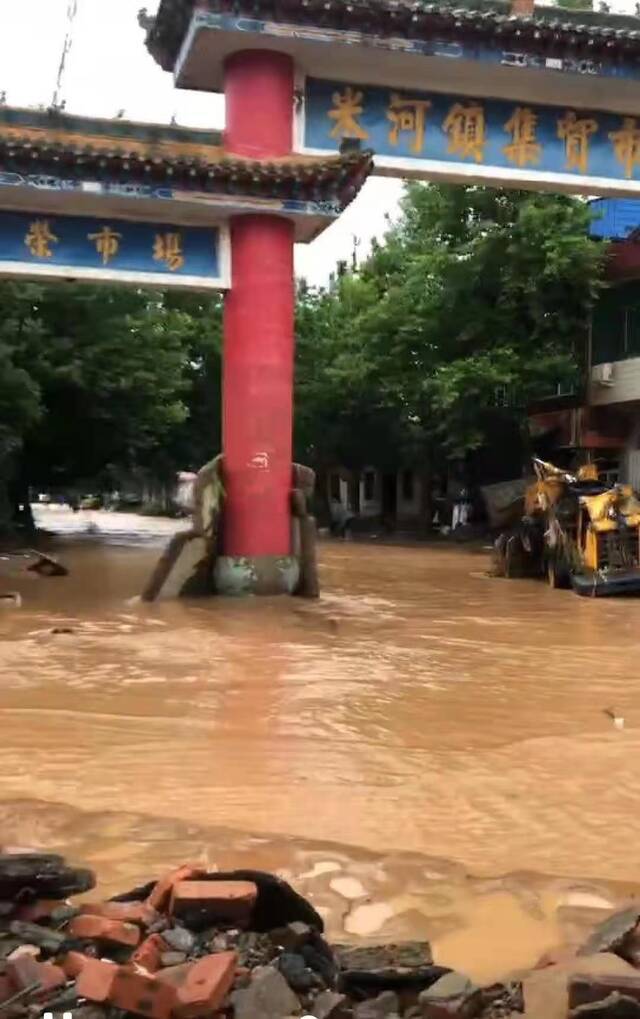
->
xmin=52 ymin=0 xmax=79 ymax=110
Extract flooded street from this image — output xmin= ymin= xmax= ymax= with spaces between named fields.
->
xmin=1 ymin=508 xmax=640 ymax=981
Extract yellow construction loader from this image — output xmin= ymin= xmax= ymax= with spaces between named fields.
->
xmin=493 ymin=459 xmax=640 ymax=596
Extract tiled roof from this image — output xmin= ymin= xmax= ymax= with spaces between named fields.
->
xmin=147 ymin=0 xmax=640 ymax=72
xmin=0 ymin=107 xmax=372 ymax=208
xmin=0 ymin=112 xmax=373 ymax=207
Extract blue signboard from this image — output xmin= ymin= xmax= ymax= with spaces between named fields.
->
xmin=0 ymin=210 xmax=228 ymax=289
xmin=589 ymin=198 xmax=640 ymax=241
xmin=303 ymin=77 xmax=640 ymax=194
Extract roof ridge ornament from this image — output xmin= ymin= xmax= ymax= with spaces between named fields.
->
xmin=138 ymin=7 xmax=156 ymax=32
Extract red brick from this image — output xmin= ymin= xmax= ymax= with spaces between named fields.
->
xmin=80 ymin=900 xmax=159 ymax=927
xmin=61 ymin=950 xmax=92 ymax=979
xmin=170 ymin=881 xmax=257 ymax=927
xmin=511 ymin=0 xmax=534 ymax=13
xmin=75 ymin=957 xmax=118 ymax=1002
xmin=158 ymin=952 xmax=237 ymax=1019
xmin=147 ymin=866 xmax=205 ymax=913
xmin=14 ymin=899 xmax=63 ymax=922
xmin=109 ymin=967 xmax=177 ymax=1019
xmin=7 ymin=956 xmax=66 ymax=994
xmin=76 ymin=958 xmax=179 ymax=1019
xmin=131 ymin=934 xmax=169 ymax=974
xmin=68 ymin=914 xmax=141 ymax=947
xmin=155 ymin=963 xmax=191 ymax=990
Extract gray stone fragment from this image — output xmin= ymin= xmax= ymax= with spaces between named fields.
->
xmin=270 ymin=922 xmax=312 ymax=951
xmin=51 ymin=904 xmax=80 ymax=924
xmin=335 ymin=944 xmax=433 ymax=971
xmin=420 ymin=972 xmax=476 ymax=1000
xmin=353 ymin=991 xmax=400 ymax=1019
xmin=419 ymin=972 xmax=481 ymax=1017
xmin=312 ymin=990 xmax=350 ymax=1019
xmin=160 ymin=951 xmax=186 ymax=967
xmin=580 ymin=909 xmax=640 ymax=958
xmin=278 ymin=951 xmax=318 ymax=991
xmin=9 ymin=921 xmax=65 ymax=952
xmin=570 ymin=993 xmax=640 ymax=1016
xmin=162 ymin=926 xmax=196 ymax=953
xmin=232 ymin=965 xmax=301 ymax=1019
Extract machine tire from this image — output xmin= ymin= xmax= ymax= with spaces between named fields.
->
xmin=504 ymin=535 xmax=525 ymax=578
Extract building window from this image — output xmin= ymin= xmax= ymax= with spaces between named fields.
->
xmin=401 ymin=469 xmax=414 ymax=501
xmin=330 ymin=473 xmax=341 ymax=500
xmin=363 ymin=471 xmax=375 ymax=502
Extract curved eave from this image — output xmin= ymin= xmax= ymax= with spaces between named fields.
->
xmin=147 ymin=0 xmax=640 ymax=73
xmin=0 ymin=135 xmax=373 ymax=210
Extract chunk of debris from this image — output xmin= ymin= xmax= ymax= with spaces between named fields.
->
xmin=26 ymin=552 xmax=69 ymax=577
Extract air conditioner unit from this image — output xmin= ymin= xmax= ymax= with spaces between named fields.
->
xmin=592 ymin=362 xmax=615 ymax=386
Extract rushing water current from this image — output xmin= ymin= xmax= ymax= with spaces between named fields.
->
xmin=1 ymin=507 xmax=639 ymax=982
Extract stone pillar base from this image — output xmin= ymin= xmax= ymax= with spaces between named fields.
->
xmin=213 ymin=555 xmax=300 ymax=596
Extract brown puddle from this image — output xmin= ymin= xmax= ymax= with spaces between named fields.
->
xmin=0 ymin=796 xmax=637 ymax=985
xmin=2 ymin=508 xmax=640 ymax=983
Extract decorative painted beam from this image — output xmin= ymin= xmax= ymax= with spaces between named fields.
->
xmin=147 ymin=0 xmax=640 ymax=78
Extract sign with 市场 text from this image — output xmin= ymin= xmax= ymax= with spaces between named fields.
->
xmin=302 ymin=77 xmax=640 ymax=197
xmin=0 ymin=211 xmax=229 ymax=290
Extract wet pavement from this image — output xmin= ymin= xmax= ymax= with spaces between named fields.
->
xmin=1 ymin=507 xmax=639 ymax=981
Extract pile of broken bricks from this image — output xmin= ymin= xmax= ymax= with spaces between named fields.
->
xmin=0 ymin=852 xmax=522 ymax=1019
xmin=3 ymin=852 xmax=640 ymax=1018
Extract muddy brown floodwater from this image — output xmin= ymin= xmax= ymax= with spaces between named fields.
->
xmin=1 ymin=507 xmax=640 ymax=984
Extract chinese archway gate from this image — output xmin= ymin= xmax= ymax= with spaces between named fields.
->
xmin=3 ymin=0 xmax=640 ymax=592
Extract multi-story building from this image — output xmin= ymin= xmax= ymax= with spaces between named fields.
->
xmin=530 ymin=198 xmax=640 ymax=488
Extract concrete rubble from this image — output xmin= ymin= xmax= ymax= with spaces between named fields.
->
xmin=1 ymin=853 xmax=640 ymax=1019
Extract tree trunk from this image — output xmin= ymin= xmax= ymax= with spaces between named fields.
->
xmin=9 ymin=476 xmax=36 ymax=534
xmin=419 ymin=467 xmax=432 ymax=535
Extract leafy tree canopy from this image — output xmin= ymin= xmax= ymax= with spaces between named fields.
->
xmin=295 ymin=183 xmax=604 ymax=471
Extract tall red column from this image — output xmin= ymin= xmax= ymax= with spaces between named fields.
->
xmin=222 ymin=51 xmax=295 ymax=571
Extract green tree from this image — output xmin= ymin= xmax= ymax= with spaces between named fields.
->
xmin=295 ymin=183 xmax=604 ymax=496
xmin=554 ymin=1 xmax=594 ymax=10
xmin=0 ymin=282 xmax=222 ymax=529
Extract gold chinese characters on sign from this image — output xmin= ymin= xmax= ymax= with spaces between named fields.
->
xmin=503 ymin=108 xmax=541 ymax=168
xmin=25 ymin=220 xmax=58 ymax=259
xmin=328 ymin=87 xmax=369 ymax=141
xmin=321 ymin=85 xmax=640 ymax=179
xmin=88 ymin=226 xmax=122 ymax=265
xmin=557 ymin=111 xmax=598 ymax=174
xmin=610 ymin=117 xmax=640 ymax=180
xmin=387 ymin=93 xmax=431 ymax=154
xmin=442 ymin=102 xmax=486 ymax=163
xmin=153 ymin=232 xmax=185 ymax=272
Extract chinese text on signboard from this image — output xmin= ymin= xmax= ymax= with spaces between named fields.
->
xmin=304 ymin=77 xmax=640 ymax=187
xmin=0 ymin=211 xmax=226 ymax=289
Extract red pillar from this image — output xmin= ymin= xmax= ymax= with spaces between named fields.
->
xmin=222 ymin=50 xmax=295 ymax=562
